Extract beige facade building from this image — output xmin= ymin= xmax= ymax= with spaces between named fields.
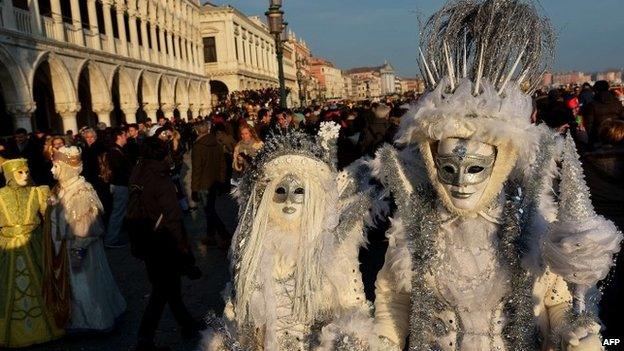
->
xmin=552 ymin=71 xmax=592 ymax=86
xmin=0 ymin=0 xmax=210 ymax=134
xmin=200 ymin=4 xmax=299 ymax=106
xmin=595 ymin=70 xmax=622 ymax=84
xmin=309 ymin=57 xmax=344 ymax=100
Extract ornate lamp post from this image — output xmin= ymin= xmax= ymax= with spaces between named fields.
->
xmin=266 ymin=0 xmax=288 ymax=108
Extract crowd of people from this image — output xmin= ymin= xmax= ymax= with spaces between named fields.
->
xmin=0 ymin=74 xmax=622 ymax=350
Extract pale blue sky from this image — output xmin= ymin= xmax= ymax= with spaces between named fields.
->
xmin=206 ymin=0 xmax=624 ymax=77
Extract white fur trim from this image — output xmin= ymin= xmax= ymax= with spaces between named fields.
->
xmin=316 ymin=310 xmax=377 ymax=351
xmin=199 ymin=329 xmax=227 ymax=351
xmin=384 ymin=218 xmax=413 ymax=292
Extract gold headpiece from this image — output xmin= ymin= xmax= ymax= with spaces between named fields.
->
xmin=52 ymin=146 xmax=82 ymax=167
xmin=1 ymin=158 xmax=28 ymax=175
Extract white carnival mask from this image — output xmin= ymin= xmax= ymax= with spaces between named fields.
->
xmin=51 ymin=163 xmax=60 ymax=180
xmin=12 ymin=169 xmax=29 ymax=187
xmin=434 ymin=138 xmax=496 ymax=211
xmin=270 ymin=174 xmax=305 ymax=223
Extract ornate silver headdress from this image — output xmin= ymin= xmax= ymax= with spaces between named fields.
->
xmin=396 ymin=0 xmax=556 ymax=216
xmin=235 ymin=123 xmax=340 ymax=206
xmin=418 ymin=0 xmax=555 ymax=95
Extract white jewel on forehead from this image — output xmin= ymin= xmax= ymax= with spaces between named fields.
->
xmin=452 ymin=143 xmax=468 ymax=160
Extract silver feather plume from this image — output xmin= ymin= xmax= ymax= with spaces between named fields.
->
xmin=418 ymin=0 xmax=555 ymax=95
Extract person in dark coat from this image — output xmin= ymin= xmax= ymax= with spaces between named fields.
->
xmin=583 ymin=80 xmax=624 ymax=148
xmin=3 ymin=128 xmax=49 ymax=185
xmin=541 ymin=89 xmax=576 ymax=132
xmin=128 ymin=137 xmax=203 ymax=351
xmin=357 ymin=103 xmax=394 ymax=156
xmin=105 ymin=128 xmax=131 ymax=248
xmin=582 ymin=118 xmax=624 ymax=343
xmin=191 ymin=123 xmax=229 ymax=248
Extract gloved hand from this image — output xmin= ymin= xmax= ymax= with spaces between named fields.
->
xmin=562 ymin=321 xmax=603 ymax=351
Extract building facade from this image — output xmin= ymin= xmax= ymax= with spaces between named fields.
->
xmin=0 ymin=0 xmax=209 ymax=134
xmin=200 ymin=4 xmax=299 ymax=106
xmin=288 ymin=32 xmax=313 ymax=106
xmin=552 ymin=71 xmax=592 ymax=86
xmin=347 ymin=67 xmax=382 ymax=100
xmin=309 ymin=57 xmax=344 ymax=100
xmin=595 ymin=70 xmax=622 ymax=84
xmin=379 ymin=61 xmax=396 ymax=95
xmin=346 ymin=62 xmax=399 ymax=100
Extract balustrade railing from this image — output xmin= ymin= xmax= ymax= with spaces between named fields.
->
xmin=13 ymin=8 xmax=31 ymax=34
xmin=41 ymin=16 xmax=55 ymax=40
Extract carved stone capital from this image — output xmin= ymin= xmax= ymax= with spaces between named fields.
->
xmin=92 ymin=102 xmax=114 ymax=114
xmin=6 ymin=102 xmax=37 ymax=117
xmin=56 ymin=102 xmax=81 ymax=116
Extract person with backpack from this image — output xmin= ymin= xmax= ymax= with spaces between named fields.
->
xmin=127 ymin=137 xmax=204 ymax=351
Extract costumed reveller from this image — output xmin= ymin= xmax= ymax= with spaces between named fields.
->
xmin=359 ymin=1 xmax=623 ymax=350
xmin=49 ymin=146 xmax=126 ymax=331
xmin=200 ymin=123 xmax=373 ymax=351
xmin=0 ymin=159 xmax=64 ymax=347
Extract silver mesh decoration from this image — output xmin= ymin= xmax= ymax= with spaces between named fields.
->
xmin=418 ymin=0 xmax=555 ymax=95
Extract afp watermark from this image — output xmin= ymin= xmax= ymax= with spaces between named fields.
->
xmin=603 ymin=338 xmax=621 ymax=348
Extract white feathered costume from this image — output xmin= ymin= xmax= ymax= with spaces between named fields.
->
xmin=50 ymin=146 xmax=126 ymax=331
xmin=363 ymin=1 xmax=621 ymax=350
xmin=200 ymin=125 xmax=372 ymax=351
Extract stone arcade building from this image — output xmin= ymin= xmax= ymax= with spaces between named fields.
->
xmin=0 ymin=0 xmax=211 ymax=134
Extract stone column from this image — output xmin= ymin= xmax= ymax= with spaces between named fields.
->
xmin=149 ymin=15 xmax=158 ymax=63
xmin=143 ymin=103 xmax=158 ymax=121
xmin=139 ymin=17 xmax=149 ymax=59
xmin=122 ymin=104 xmax=138 ymax=123
xmin=160 ymin=103 xmax=174 ymax=119
xmin=115 ymin=1 xmax=128 ymax=56
xmin=173 ymin=34 xmax=182 ymax=69
xmin=50 ymin=0 xmax=65 ymax=41
xmin=177 ymin=105 xmax=189 ymax=121
xmin=127 ymin=9 xmax=140 ymax=58
xmin=166 ymin=32 xmax=174 ymax=66
xmin=158 ymin=16 xmax=167 ymax=64
xmin=86 ymin=0 xmax=101 ymax=49
xmin=186 ymin=37 xmax=193 ymax=71
xmin=196 ymin=43 xmax=202 ymax=72
xmin=92 ymin=102 xmax=113 ymax=127
xmin=101 ymin=0 xmax=115 ymax=53
xmin=6 ymin=102 xmax=36 ymax=132
xmin=190 ymin=106 xmax=201 ymax=120
xmin=28 ymin=0 xmax=43 ymax=35
xmin=56 ymin=102 xmax=81 ymax=133
xmin=69 ymin=0 xmax=84 ymax=45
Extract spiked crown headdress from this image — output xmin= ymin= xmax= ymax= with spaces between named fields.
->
xmin=397 ymin=0 xmax=556 ymax=216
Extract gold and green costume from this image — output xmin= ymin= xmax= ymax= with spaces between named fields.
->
xmin=0 ymin=159 xmax=64 ymax=348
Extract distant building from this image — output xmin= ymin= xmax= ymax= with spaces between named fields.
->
xmin=542 ymin=72 xmax=553 ymax=87
xmin=309 ymin=57 xmax=344 ymax=100
xmin=399 ymin=77 xmax=425 ymax=94
xmin=200 ymin=3 xmax=299 ymax=106
xmin=552 ymin=71 xmax=592 ymax=86
xmin=595 ymin=70 xmax=622 ymax=84
xmin=379 ymin=61 xmax=396 ymax=95
xmin=345 ymin=61 xmax=397 ymax=100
